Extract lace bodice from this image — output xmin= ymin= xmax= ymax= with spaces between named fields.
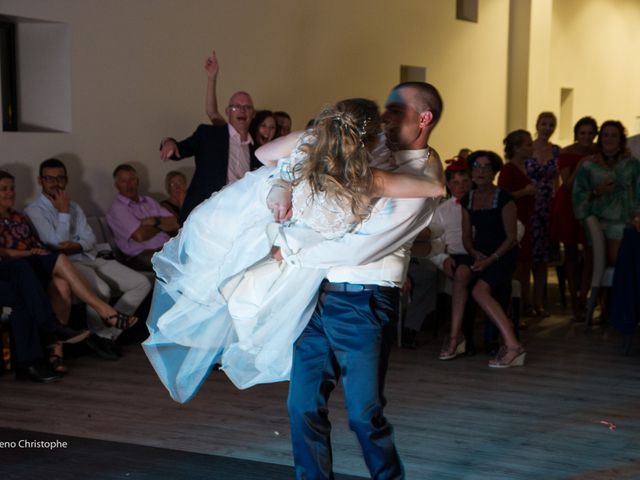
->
xmin=280 ymin=132 xmax=359 ymax=240
xmin=291 ymin=182 xmax=358 ymax=240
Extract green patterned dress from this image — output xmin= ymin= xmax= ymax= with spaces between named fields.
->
xmin=572 ymin=155 xmax=640 ymax=240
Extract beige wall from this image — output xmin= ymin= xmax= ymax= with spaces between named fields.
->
xmin=0 ymin=0 xmax=511 ymax=213
xmin=1 ymin=0 xmax=637 ymax=215
xmin=549 ymin=0 xmax=640 ymax=144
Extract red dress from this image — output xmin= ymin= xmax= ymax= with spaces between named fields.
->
xmin=549 ymin=153 xmax=586 ymax=246
xmin=498 ymin=162 xmax=534 ymax=262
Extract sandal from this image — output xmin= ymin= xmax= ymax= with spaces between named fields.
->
xmin=439 ymin=336 xmax=466 ymax=361
xmin=489 ymin=345 xmax=526 ymax=368
xmin=105 ymin=312 xmax=138 ymax=330
xmin=47 ymin=343 xmax=68 ymax=374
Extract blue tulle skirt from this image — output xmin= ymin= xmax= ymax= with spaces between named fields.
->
xmin=142 ymin=167 xmax=326 ymax=403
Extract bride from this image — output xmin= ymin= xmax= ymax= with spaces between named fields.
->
xmin=143 ymin=98 xmax=444 ymax=402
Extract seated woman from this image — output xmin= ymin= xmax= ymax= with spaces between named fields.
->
xmin=0 ymin=170 xmax=137 ymax=373
xmin=144 ymin=98 xmax=445 ymax=402
xmin=160 ymin=170 xmax=187 ymax=218
xmin=440 ymin=151 xmax=525 ymax=368
xmin=573 ymin=120 xmax=640 ymax=266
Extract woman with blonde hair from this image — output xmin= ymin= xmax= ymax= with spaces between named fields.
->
xmin=144 ymin=98 xmax=445 ymax=402
xmin=527 ymin=112 xmax=560 ymax=317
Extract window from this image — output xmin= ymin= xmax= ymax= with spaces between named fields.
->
xmin=0 ymin=15 xmax=71 ymax=133
xmin=456 ymin=0 xmax=478 ymax=23
xmin=0 ymin=21 xmax=18 ymax=131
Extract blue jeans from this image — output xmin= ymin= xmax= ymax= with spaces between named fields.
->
xmin=287 ymin=287 xmax=404 ymax=480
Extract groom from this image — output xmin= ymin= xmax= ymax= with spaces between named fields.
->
xmin=274 ymin=82 xmax=444 ymax=479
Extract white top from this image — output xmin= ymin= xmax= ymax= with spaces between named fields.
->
xmin=428 ymin=197 xmax=467 ymax=271
xmin=281 ymin=147 xmax=441 ymax=286
xmin=25 ymin=193 xmax=97 ymax=261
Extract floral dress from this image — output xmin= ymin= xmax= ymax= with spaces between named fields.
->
xmin=525 ymin=146 xmax=559 ymax=263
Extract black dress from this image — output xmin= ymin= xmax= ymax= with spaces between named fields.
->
xmin=453 ymin=188 xmax=517 ymax=289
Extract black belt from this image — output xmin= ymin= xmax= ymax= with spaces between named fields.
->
xmin=321 ymin=281 xmax=396 ymax=293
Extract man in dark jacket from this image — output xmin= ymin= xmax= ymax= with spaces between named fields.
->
xmin=159 ymin=91 xmax=261 ymax=224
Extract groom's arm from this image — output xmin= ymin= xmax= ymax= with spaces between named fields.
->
xmin=279 ymin=196 xmax=433 ymax=269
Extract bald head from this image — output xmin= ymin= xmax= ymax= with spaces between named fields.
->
xmin=225 ymin=91 xmax=255 ymax=138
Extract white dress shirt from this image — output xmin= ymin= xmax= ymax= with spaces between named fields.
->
xmin=428 ymin=197 xmax=467 ymax=271
xmin=227 ymin=123 xmax=253 ymax=184
xmin=281 ymin=147 xmax=442 ymax=286
xmin=25 ymin=193 xmax=98 ymax=261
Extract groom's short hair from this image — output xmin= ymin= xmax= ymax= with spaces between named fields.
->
xmin=393 ymin=81 xmax=443 ymax=127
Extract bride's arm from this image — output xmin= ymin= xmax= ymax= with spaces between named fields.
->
xmin=255 ymin=131 xmax=304 ymax=166
xmin=371 ymin=168 xmax=446 ymax=198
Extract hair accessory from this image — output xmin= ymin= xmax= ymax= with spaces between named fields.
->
xmin=444 ymin=156 xmax=470 ymax=172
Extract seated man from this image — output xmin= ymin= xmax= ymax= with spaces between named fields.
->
xmin=106 ymin=164 xmax=178 ymax=272
xmin=26 ymin=158 xmax=153 ymax=355
xmin=401 ymin=227 xmax=439 ymax=348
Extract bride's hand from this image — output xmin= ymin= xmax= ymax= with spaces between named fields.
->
xmin=266 ymin=184 xmax=293 ymax=222
xmin=271 ymin=247 xmax=283 ymax=262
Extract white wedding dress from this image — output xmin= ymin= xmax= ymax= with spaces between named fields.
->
xmin=143 ymin=133 xmax=358 ymax=403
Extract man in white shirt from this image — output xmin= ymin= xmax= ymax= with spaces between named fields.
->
xmin=284 ymin=82 xmax=444 ymax=480
xmin=26 ymin=159 xmax=152 ymax=356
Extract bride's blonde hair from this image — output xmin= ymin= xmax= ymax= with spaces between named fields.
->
xmin=293 ymin=98 xmax=380 ymax=221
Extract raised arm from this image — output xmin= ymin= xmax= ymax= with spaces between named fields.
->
xmin=371 ymin=168 xmax=445 ymax=198
xmin=204 ymin=50 xmax=226 ymax=126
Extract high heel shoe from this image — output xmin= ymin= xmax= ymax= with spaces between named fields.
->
xmin=439 ymin=337 xmax=466 ymax=361
xmin=488 ymin=346 xmax=526 ymax=368
xmin=47 ymin=342 xmax=69 ymax=375
xmin=103 ymin=312 xmax=138 ymax=330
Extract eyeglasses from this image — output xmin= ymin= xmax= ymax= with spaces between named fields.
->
xmin=41 ymin=175 xmax=68 ymax=183
xmin=228 ymin=104 xmax=254 ymax=112
xmin=472 ymin=163 xmax=493 ymax=171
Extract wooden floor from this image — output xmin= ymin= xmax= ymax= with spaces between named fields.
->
xmin=1 ymin=303 xmax=639 ymax=479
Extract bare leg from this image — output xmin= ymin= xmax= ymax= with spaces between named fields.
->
xmin=48 ymin=277 xmax=72 ymax=326
xmin=515 ymin=260 xmax=531 ymax=312
xmin=579 ymin=245 xmax=593 ymax=318
xmin=51 ymin=254 xmax=120 ymax=324
xmin=563 ymin=245 xmax=580 ymax=320
xmin=606 ymin=239 xmax=621 ymax=267
xmin=443 ymin=265 xmax=472 ymax=355
xmin=471 ymin=280 xmax=520 ymax=349
xmin=532 ymin=261 xmax=548 ymax=314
